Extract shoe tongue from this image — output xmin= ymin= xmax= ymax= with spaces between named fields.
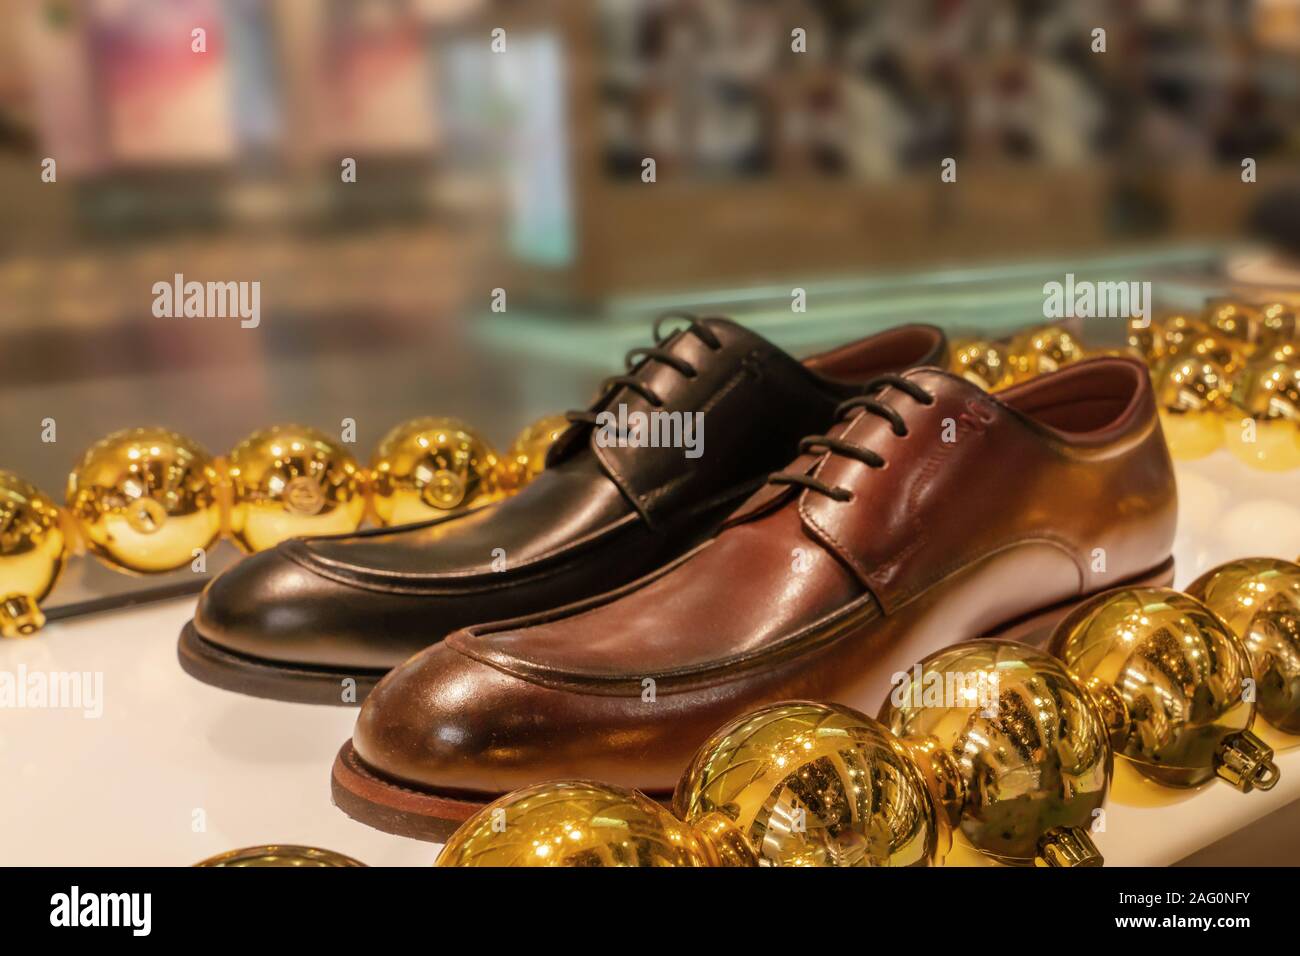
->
xmin=545 ymin=317 xmax=784 ymax=467
xmin=546 ymin=316 xmax=833 ymax=527
xmin=726 ymin=367 xmax=972 ymax=526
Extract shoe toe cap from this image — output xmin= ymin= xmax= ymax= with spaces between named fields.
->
xmin=351 ymin=642 xmax=694 ymax=795
xmin=192 ymin=545 xmax=395 ymax=670
xmin=352 ymin=644 xmax=535 ymax=793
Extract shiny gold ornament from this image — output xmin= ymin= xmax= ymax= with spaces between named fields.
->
xmin=879 ymin=643 xmax=1108 ymax=867
xmin=370 ymin=417 xmax=501 ymax=526
xmin=1050 ymin=587 xmax=1279 ymax=792
xmin=1126 ymin=315 xmax=1165 ymax=364
xmin=195 ymin=845 xmax=366 ymax=867
xmin=226 ymin=425 xmax=367 ymax=552
xmin=1154 ymin=356 xmax=1231 ymax=459
xmin=1222 ymin=358 xmax=1300 ymax=471
xmin=1159 ymin=312 xmax=1206 ymax=356
xmin=1007 ymin=325 xmax=1084 ymax=380
xmin=1203 ymin=300 xmax=1260 ymax=354
xmin=1266 ymin=341 xmax=1298 ymax=365
xmin=0 ymin=472 xmax=68 ymax=637
xmin=950 ymin=340 xmax=1014 ymax=391
xmin=1257 ymin=303 xmax=1298 ymax=353
xmin=498 ymin=413 xmax=569 ymax=492
xmin=1188 ymin=559 xmax=1300 ymax=736
xmin=676 ymin=701 xmax=946 ymax=867
xmin=437 ymin=780 xmax=721 ymax=867
xmin=1180 ymin=332 xmax=1248 ymax=378
xmin=66 ymin=428 xmax=221 ymax=574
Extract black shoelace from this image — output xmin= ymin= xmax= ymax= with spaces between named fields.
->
xmin=565 ymin=312 xmax=723 ymax=426
xmin=768 ymin=375 xmax=935 ymax=502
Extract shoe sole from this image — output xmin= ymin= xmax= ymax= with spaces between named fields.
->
xmin=178 ymin=621 xmax=386 ymax=706
xmin=330 ymin=556 xmax=1176 ymax=843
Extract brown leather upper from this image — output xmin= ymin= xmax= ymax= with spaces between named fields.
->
xmin=352 ymin=357 xmax=1177 ymax=796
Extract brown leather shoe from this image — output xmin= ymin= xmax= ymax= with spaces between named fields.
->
xmin=180 ymin=316 xmax=947 ymax=704
xmin=333 ymin=357 xmax=1177 ymax=840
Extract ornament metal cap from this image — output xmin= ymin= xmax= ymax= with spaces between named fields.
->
xmin=1036 ymin=827 xmax=1104 ymax=868
xmin=0 ymin=594 xmax=45 ymax=638
xmin=1215 ymin=729 xmax=1280 ymax=793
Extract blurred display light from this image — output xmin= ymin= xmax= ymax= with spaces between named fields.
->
xmin=0 ymin=0 xmax=1297 ymax=308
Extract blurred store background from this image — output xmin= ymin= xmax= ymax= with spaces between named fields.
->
xmin=0 ymin=1 xmax=1298 ymax=605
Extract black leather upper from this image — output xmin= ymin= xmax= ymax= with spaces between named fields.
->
xmin=192 ymin=318 xmax=948 ymax=671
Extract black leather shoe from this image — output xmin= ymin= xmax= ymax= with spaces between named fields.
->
xmin=178 ymin=317 xmax=947 ymax=704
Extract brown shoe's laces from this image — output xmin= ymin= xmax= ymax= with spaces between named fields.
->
xmin=768 ymin=375 xmax=935 ymax=502
xmin=565 ymin=313 xmax=723 ymax=426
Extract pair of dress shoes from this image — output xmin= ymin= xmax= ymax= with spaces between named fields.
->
xmin=179 ymin=316 xmax=1176 ymax=840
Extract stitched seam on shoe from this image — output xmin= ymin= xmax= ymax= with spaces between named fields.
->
xmin=453 ymin=594 xmax=882 ymax=696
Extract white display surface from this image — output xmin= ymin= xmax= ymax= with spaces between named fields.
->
xmin=3 ymin=451 xmax=1298 ymax=867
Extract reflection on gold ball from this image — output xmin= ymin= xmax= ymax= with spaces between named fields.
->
xmin=0 ymin=471 xmax=68 ymax=637
xmin=67 ymin=427 xmax=221 ymax=574
xmin=1008 ymin=325 xmax=1084 ymax=380
xmin=1257 ymin=303 xmax=1298 ymax=353
xmin=370 ymin=417 xmax=500 ymax=526
xmin=1154 ymin=356 xmax=1231 ymax=459
xmin=1222 ymin=359 xmax=1300 ymax=471
xmin=194 ymin=845 xmax=366 ymax=867
xmin=1126 ymin=316 xmax=1166 ymax=365
xmin=1180 ymin=332 xmax=1248 ymax=378
xmin=675 ymin=701 xmax=943 ymax=867
xmin=950 ymin=340 xmax=1014 ymax=392
xmin=1265 ymin=341 xmax=1298 ymax=364
xmin=880 ymin=642 xmax=1108 ymax=867
xmin=437 ymin=781 xmax=716 ymax=867
xmin=226 ymin=425 xmax=367 ymax=553
xmin=1051 ymin=587 xmax=1278 ymax=792
xmin=498 ymin=414 xmax=570 ymax=492
xmin=1203 ymin=300 xmax=1259 ymax=354
xmin=1188 ymin=559 xmax=1300 ymax=736
xmin=1159 ymin=313 xmax=1206 ymax=355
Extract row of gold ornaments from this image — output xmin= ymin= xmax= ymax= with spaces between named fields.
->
xmin=0 ymin=415 xmax=569 ymax=638
xmin=951 ymin=298 xmax=1300 ymax=470
xmin=429 ymin=558 xmax=1299 ymax=868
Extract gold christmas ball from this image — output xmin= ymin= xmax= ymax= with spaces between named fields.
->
xmin=1203 ymin=300 xmax=1260 ymax=354
xmin=1266 ymin=341 xmax=1298 ymax=365
xmin=949 ymin=340 xmax=1014 ymax=392
xmin=437 ymin=780 xmax=717 ymax=867
xmin=1257 ymin=303 xmax=1298 ymax=353
xmin=1188 ymin=559 xmax=1300 ymax=736
xmin=1007 ymin=325 xmax=1084 ymax=380
xmin=1051 ymin=587 xmax=1279 ymax=792
xmin=880 ymin=642 xmax=1109 ymax=867
xmin=1154 ymin=356 xmax=1231 ymax=459
xmin=194 ymin=845 xmax=365 ymax=867
xmin=1222 ymin=358 xmax=1300 ymax=471
xmin=1159 ymin=312 xmax=1206 ymax=355
xmin=498 ymin=413 xmax=570 ymax=492
xmin=675 ymin=701 xmax=943 ymax=867
xmin=1180 ymin=332 xmax=1248 ymax=379
xmin=66 ymin=427 xmax=222 ymax=574
xmin=1126 ymin=315 xmax=1166 ymax=365
xmin=226 ymin=425 xmax=367 ymax=553
xmin=370 ymin=417 xmax=501 ymax=526
xmin=0 ymin=471 xmax=68 ymax=637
